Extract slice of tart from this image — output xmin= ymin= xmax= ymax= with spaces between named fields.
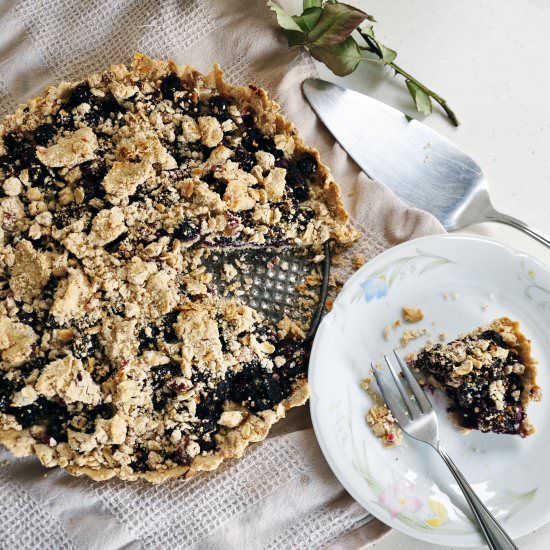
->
xmin=412 ymin=317 xmax=541 ymax=437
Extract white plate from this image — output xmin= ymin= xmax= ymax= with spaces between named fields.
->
xmin=309 ymin=235 xmax=550 ymax=547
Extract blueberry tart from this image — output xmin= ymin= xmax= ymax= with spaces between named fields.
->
xmin=0 ymin=55 xmax=356 ymax=482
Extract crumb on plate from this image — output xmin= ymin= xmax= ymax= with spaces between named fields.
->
xmin=402 ymin=306 xmax=424 ymax=323
xmin=400 ymin=328 xmax=428 ymax=348
xmin=361 ymin=377 xmax=403 ymax=447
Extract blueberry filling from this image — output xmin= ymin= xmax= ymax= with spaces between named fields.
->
xmin=66 ymin=82 xmax=92 ymax=108
xmin=80 ymin=159 xmax=108 ymax=200
xmin=3 ymin=133 xmax=37 ymax=167
xmin=285 ymin=155 xmax=318 ymax=202
xmin=227 ymin=360 xmax=294 ymax=413
xmin=241 ymin=127 xmax=283 ymax=158
xmin=0 ymin=373 xmax=17 ymax=412
xmin=208 ymin=95 xmax=231 ymax=121
xmin=173 ymin=220 xmax=200 ymax=242
xmin=8 ymin=397 xmax=68 ymax=432
xmin=34 ymin=123 xmax=57 ymax=146
xmin=19 ymin=357 xmax=49 ymax=378
xmin=54 ymin=109 xmax=75 ymax=129
xmin=151 ymin=361 xmax=182 ymax=412
xmin=160 ymin=73 xmax=184 ymax=101
xmin=16 ymin=308 xmax=40 ymax=327
xmin=234 ymin=147 xmax=255 ymax=172
xmin=138 ymin=325 xmax=161 ymax=351
xmin=132 ymin=446 xmax=150 ymax=472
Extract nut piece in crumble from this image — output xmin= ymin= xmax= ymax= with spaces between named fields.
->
xmin=411 ymin=317 xmax=541 ymax=437
xmin=361 ymin=377 xmax=402 ymax=447
xmin=0 ymin=54 xmax=358 ymax=483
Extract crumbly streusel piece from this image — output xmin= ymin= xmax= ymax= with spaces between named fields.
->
xmin=412 ymin=317 xmax=541 ymax=437
xmin=402 ymin=306 xmax=424 ymax=323
xmin=0 ymin=54 xmax=357 ymax=482
xmin=361 ymin=377 xmax=402 ymax=447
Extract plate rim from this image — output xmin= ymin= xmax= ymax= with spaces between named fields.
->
xmin=309 ymin=233 xmax=550 ymax=547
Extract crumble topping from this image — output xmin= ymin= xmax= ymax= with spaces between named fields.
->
xmin=197 ymin=116 xmax=223 ymax=148
xmin=89 ymin=206 xmax=127 ymax=246
xmin=9 ymin=240 xmax=52 ymax=302
xmin=412 ymin=317 xmax=541 ymax=437
xmin=0 ymin=54 xmax=357 ymax=482
xmin=35 ymin=355 xmax=101 ymax=406
xmin=3 ymin=177 xmax=22 ymax=197
xmin=0 ymin=317 xmax=38 ymax=367
xmin=36 ymin=127 xmax=98 ymax=169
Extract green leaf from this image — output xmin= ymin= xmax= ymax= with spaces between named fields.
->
xmin=309 ymin=37 xmax=363 ymax=76
xmin=293 ymin=6 xmax=322 ymax=32
xmin=358 ymin=27 xmax=382 ymax=58
xmin=267 ymin=0 xmax=303 ymax=31
xmin=358 ymin=27 xmax=396 ymax=64
xmin=379 ymin=43 xmax=397 ymax=64
xmin=283 ymin=29 xmax=310 ymax=46
xmin=406 ymin=80 xmax=433 ymax=115
xmin=307 ymin=3 xmax=369 ymax=46
xmin=361 ymin=25 xmax=375 ymax=39
xmin=303 ymin=0 xmax=322 ymax=9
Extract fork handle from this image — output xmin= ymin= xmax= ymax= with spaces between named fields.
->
xmin=484 ymin=208 xmax=550 ymax=249
xmin=436 ymin=443 xmax=519 ymax=550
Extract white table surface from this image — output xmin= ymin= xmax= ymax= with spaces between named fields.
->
xmin=281 ymin=1 xmax=550 ymax=548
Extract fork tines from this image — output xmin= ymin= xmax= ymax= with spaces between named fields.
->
xmin=371 ymin=350 xmax=433 ymax=427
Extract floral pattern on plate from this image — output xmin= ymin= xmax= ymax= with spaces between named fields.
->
xmin=518 ymin=261 xmax=550 ymax=312
xmin=353 ymin=249 xmax=455 ymax=303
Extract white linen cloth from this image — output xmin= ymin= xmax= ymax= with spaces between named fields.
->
xmin=0 ymin=1 xmax=444 ymax=548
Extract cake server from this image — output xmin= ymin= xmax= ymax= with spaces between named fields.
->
xmin=303 ymin=78 xmax=550 ymax=249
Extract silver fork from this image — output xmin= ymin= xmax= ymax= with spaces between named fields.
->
xmin=371 ymin=351 xmax=519 ymax=550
